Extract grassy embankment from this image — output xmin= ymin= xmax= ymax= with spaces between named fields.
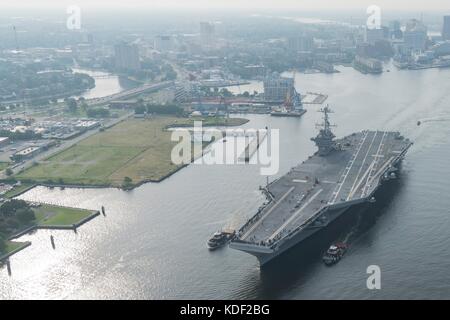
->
xmin=0 ymin=162 xmax=10 ymax=171
xmin=16 ymin=116 xmax=248 ymax=188
xmin=1 ymin=203 xmax=95 ymax=259
xmin=2 ymin=183 xmax=35 ymax=199
xmin=32 ymin=204 xmax=94 ymax=227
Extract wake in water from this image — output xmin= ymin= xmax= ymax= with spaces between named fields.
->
xmin=417 ymin=116 xmax=450 ymax=124
xmin=342 ymin=212 xmax=363 ymax=244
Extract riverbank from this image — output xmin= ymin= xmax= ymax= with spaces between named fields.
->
xmin=15 ymin=116 xmax=249 ymax=189
xmin=2 ymin=183 xmax=36 ymax=199
xmin=0 ymin=202 xmax=99 ymax=261
xmin=0 ymin=241 xmax=32 ymax=262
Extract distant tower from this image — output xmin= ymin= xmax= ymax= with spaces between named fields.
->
xmin=13 ymin=25 xmax=19 ymax=51
xmin=114 ymin=42 xmax=140 ymax=72
xmin=311 ymin=106 xmax=336 ymax=156
xmin=200 ymin=22 xmax=215 ymax=47
xmin=443 ymin=16 xmax=450 ymax=41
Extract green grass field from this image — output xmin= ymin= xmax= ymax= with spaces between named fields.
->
xmin=0 ymin=162 xmax=10 ymax=171
xmin=3 ymin=183 xmax=35 ymax=199
xmin=0 ymin=241 xmax=30 ymax=258
xmin=33 ymin=204 xmax=94 ymax=226
xmin=17 ymin=116 xmax=248 ymax=188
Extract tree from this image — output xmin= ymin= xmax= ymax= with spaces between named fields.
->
xmin=134 ymin=105 xmax=146 ymax=114
xmin=0 ymin=199 xmax=29 ymax=217
xmin=0 ymin=233 xmax=6 ymax=253
xmin=66 ymin=98 xmax=78 ymax=113
xmin=122 ymin=176 xmax=133 ymax=189
xmin=219 ymin=88 xmax=233 ymax=98
xmin=80 ymin=102 xmax=88 ymax=112
xmin=15 ymin=208 xmax=35 ymax=224
xmin=87 ymin=107 xmax=110 ymax=118
xmin=5 ymin=168 xmax=13 ymax=176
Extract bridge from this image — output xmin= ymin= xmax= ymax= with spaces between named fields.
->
xmin=86 ymin=81 xmax=174 ymax=106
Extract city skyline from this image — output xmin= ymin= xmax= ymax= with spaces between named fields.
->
xmin=2 ymin=0 xmax=450 ymax=12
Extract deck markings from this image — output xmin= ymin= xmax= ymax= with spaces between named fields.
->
xmin=268 ymin=188 xmax=323 ymax=241
xmin=366 ymin=156 xmax=395 ymax=188
xmin=361 ymin=131 xmax=387 ymax=197
xmin=241 ymin=186 xmax=295 ymax=240
xmin=347 ymin=131 xmax=378 ymax=200
xmin=331 ymin=131 xmax=369 ymax=204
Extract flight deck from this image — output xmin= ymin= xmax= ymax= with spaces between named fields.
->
xmin=236 ymin=130 xmax=411 ymax=244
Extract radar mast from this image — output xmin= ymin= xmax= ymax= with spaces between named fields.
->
xmin=311 ymin=105 xmax=336 ymax=156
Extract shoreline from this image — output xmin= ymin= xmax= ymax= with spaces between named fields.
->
xmin=8 ymin=207 xmax=100 ymax=241
xmin=0 ymin=242 xmax=32 ymax=262
xmin=15 ymin=117 xmax=250 ymax=192
xmin=1 ymin=208 xmax=101 ymax=261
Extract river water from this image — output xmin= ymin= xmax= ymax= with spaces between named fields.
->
xmin=71 ymin=68 xmax=134 ymax=100
xmin=1 ymin=64 xmax=450 ymax=299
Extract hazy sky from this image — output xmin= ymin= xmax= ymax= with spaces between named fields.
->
xmin=1 ymin=0 xmax=449 ymax=12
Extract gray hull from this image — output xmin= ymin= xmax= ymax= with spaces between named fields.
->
xmin=230 ymin=205 xmax=350 ymax=266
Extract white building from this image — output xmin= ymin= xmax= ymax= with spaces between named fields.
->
xmin=263 ymin=74 xmax=295 ymax=102
xmin=154 ymin=35 xmax=173 ymax=52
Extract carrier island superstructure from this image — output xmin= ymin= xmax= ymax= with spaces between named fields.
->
xmin=230 ymin=106 xmax=412 ymax=266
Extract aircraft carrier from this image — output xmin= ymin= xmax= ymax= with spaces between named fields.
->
xmin=230 ymin=106 xmax=413 ymax=266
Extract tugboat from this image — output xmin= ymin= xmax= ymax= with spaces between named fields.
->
xmin=322 ymin=243 xmax=347 ymax=266
xmin=207 ymin=230 xmax=235 ymax=250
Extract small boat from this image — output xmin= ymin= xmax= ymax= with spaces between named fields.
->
xmin=322 ymin=243 xmax=347 ymax=266
xmin=207 ymin=230 xmax=235 ymax=250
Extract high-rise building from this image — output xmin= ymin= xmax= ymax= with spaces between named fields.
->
xmin=389 ymin=21 xmax=403 ymax=40
xmin=404 ymin=19 xmax=428 ymax=52
xmin=114 ymin=42 xmax=140 ymax=71
xmin=287 ymin=35 xmax=314 ymax=52
xmin=443 ymin=16 xmax=450 ymax=41
xmin=200 ymin=22 xmax=215 ymax=47
xmin=154 ymin=35 xmax=173 ymax=52
xmin=364 ymin=27 xmax=385 ymax=44
xmin=263 ymin=73 xmax=295 ymax=102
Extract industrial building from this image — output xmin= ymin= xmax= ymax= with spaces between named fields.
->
xmin=263 ymin=74 xmax=295 ymax=102
xmin=11 ymin=146 xmax=41 ymax=161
